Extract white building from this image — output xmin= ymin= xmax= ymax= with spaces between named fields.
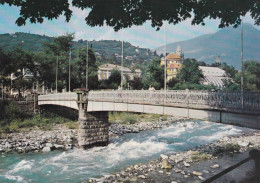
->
xmin=98 ymin=64 xmax=141 ymax=81
xmin=199 ymin=66 xmax=230 ymax=88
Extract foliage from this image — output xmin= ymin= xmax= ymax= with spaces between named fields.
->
xmin=2 ymin=1 xmax=259 ymax=31
xmin=190 ymin=152 xmax=209 ymax=161
xmin=213 ymin=143 xmax=240 ymax=155
xmin=145 ymin=58 xmax=164 ymax=90
xmin=220 ymin=63 xmax=238 ymax=79
xmin=0 ymin=107 xmax=77 ymax=133
xmin=0 ymin=33 xmax=155 ymax=65
xmin=177 ymin=58 xmax=203 ymax=84
xmin=234 ymin=60 xmax=260 ymax=91
xmin=129 ymin=76 xmax=143 ymax=90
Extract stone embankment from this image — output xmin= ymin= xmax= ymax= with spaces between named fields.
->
xmin=0 ymin=125 xmax=77 ymax=153
xmin=90 ymin=132 xmax=260 ymax=183
xmin=0 ymin=116 xmax=184 ymax=153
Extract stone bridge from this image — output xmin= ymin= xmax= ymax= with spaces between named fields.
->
xmin=38 ymin=90 xmax=260 ymax=148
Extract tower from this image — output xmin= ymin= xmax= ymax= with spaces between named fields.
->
xmin=176 ymin=45 xmax=182 ymax=57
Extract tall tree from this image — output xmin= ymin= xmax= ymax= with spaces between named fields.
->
xmin=73 ymin=47 xmax=98 ymax=90
xmin=7 ymin=47 xmax=36 ymax=98
xmin=145 ymin=58 xmax=164 ymax=89
xmin=177 ymin=58 xmax=203 ymax=84
xmin=2 ymin=1 xmax=260 ymax=31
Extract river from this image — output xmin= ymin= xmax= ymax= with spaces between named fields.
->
xmin=0 ymin=120 xmax=254 ymax=183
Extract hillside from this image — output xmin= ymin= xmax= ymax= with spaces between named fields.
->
xmin=0 ymin=32 xmax=157 ymax=66
xmin=156 ymin=23 xmax=260 ymax=68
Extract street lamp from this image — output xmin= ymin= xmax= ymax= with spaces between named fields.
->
xmin=121 ymin=30 xmax=124 ymax=89
xmin=241 ymin=16 xmax=244 ymax=108
xmin=86 ymin=40 xmax=89 ymax=90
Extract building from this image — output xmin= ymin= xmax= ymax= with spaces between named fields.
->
xmin=98 ymin=64 xmax=141 ymax=81
xmin=199 ymin=66 xmax=230 ymax=88
xmin=160 ymin=46 xmax=184 ymax=81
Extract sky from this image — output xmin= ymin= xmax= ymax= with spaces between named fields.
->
xmin=0 ymin=4 xmax=258 ymax=49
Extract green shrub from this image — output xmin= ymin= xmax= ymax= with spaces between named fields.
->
xmin=190 ymin=152 xmax=209 ymax=161
xmin=214 ymin=143 xmax=240 ymax=155
xmin=122 ymin=113 xmax=138 ymax=124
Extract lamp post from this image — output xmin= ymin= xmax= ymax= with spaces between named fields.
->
xmin=121 ymin=30 xmax=124 ymax=89
xmin=86 ymin=40 xmax=89 ymax=90
xmin=164 ymin=24 xmax=167 ymax=91
xmin=241 ymin=16 xmax=244 ymax=108
xmin=69 ymin=48 xmax=71 ymax=92
xmin=56 ymin=55 xmax=58 ymax=93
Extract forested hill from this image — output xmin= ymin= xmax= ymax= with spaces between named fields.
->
xmin=0 ymin=32 xmax=157 ymax=64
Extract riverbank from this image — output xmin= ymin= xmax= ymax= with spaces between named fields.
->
xmin=0 ymin=114 xmax=184 ymax=154
xmin=92 ymin=130 xmax=260 ymax=183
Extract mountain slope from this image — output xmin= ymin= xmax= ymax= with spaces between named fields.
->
xmin=156 ymin=23 xmax=260 ymax=68
xmin=0 ymin=32 xmax=156 ymax=65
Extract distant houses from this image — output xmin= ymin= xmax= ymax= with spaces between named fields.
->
xmin=98 ymin=64 xmax=141 ymax=81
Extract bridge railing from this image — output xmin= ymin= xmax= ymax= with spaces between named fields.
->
xmin=38 ymin=92 xmax=77 ymax=101
xmin=88 ymin=90 xmax=260 ymax=113
xmin=38 ymin=90 xmax=260 ymax=114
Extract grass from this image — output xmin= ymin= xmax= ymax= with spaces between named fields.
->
xmin=190 ymin=151 xmax=209 ymax=161
xmin=109 ymin=112 xmax=168 ymax=124
xmin=0 ymin=103 xmax=77 ymax=133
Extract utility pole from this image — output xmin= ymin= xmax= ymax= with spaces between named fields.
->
xmin=86 ymin=40 xmax=89 ymax=90
xmin=241 ymin=17 xmax=244 ymax=108
xmin=1 ymin=83 xmax=3 ymax=100
xmin=56 ymin=55 xmax=58 ymax=93
xmin=164 ymin=24 xmax=167 ymax=91
xmin=121 ymin=30 xmax=124 ymax=89
xmin=69 ymin=49 xmax=71 ymax=92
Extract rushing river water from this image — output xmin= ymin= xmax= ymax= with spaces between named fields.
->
xmin=0 ymin=120 xmax=254 ymax=183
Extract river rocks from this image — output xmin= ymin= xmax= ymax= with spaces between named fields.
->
xmin=238 ymin=141 xmax=249 ymax=147
xmin=210 ymin=164 xmax=219 ymax=169
xmin=0 ymin=124 xmax=77 ymax=154
xmin=183 ymin=161 xmax=190 ymax=167
xmin=198 ymin=175 xmax=206 ymax=181
xmin=42 ymin=147 xmax=51 ymax=152
xmin=160 ymin=154 xmax=168 ymax=159
xmin=192 ymin=171 xmax=203 ymax=176
xmin=138 ymin=175 xmax=146 ymax=179
xmin=161 ymin=159 xmax=172 ymax=169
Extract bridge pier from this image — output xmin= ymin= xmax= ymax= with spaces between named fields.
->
xmin=76 ymin=90 xmax=109 ymax=149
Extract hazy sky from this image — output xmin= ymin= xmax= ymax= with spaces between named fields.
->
xmin=0 ymin=4 xmax=258 ymax=49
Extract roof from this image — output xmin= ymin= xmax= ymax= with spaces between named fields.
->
xmin=99 ymin=64 xmax=141 ymax=73
xmin=166 ymin=53 xmax=182 ymax=60
xmin=199 ymin=66 xmax=229 ymax=88
xmin=199 ymin=66 xmax=226 ymax=77
xmin=167 ymin=63 xmax=182 ymax=69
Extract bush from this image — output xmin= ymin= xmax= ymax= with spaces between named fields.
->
xmin=122 ymin=113 xmax=138 ymax=124
xmin=213 ymin=143 xmax=240 ymax=155
xmin=190 ymin=152 xmax=209 ymax=161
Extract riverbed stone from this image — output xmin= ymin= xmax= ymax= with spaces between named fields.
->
xmin=161 ymin=159 xmax=172 ymax=169
xmin=42 ymin=147 xmax=51 ymax=152
xmin=192 ymin=171 xmax=202 ymax=176
xmin=183 ymin=161 xmax=190 ymax=167
xmin=160 ymin=154 xmax=168 ymax=159
xmin=210 ymin=164 xmax=219 ymax=169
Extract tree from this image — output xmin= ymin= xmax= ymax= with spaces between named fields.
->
xmin=220 ymin=62 xmax=238 ymax=79
xmin=235 ymin=60 xmax=260 ymax=91
xmin=130 ymin=76 xmax=143 ymax=90
xmin=7 ymin=47 xmax=36 ymax=98
xmin=73 ymin=47 xmax=98 ymax=90
xmin=145 ymin=58 xmax=164 ymax=90
xmin=2 ymin=1 xmax=259 ymax=31
xmin=108 ymin=69 xmax=121 ymax=86
xmin=177 ymin=58 xmax=203 ymax=84
xmin=42 ymin=33 xmax=74 ymax=91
